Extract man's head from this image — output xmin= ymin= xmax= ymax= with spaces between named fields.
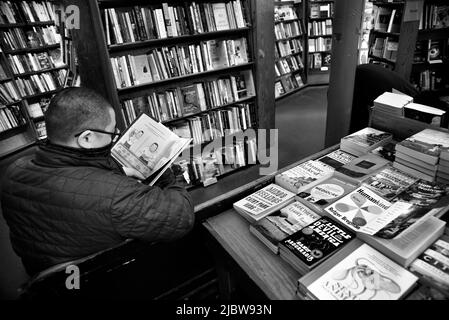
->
xmin=45 ymin=87 xmax=117 ymax=149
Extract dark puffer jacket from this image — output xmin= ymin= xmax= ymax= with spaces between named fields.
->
xmin=1 ymin=142 xmax=195 ymax=276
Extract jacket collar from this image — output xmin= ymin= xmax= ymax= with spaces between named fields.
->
xmin=33 ymin=140 xmax=124 ymax=174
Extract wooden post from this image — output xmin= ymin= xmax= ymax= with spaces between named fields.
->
xmin=62 ymin=0 xmax=125 ymax=129
xmin=395 ymin=0 xmax=424 ymax=80
xmin=325 ymin=0 xmax=364 ymax=147
xmin=252 ymin=0 xmax=275 ymax=130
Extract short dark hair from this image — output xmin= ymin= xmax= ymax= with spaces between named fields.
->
xmin=45 ymin=87 xmax=113 ymax=143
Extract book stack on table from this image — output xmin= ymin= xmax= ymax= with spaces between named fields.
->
xmin=373 ymin=91 xmax=413 ymax=117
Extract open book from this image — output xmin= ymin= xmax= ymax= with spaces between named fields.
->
xmin=111 ymin=113 xmax=191 ymax=185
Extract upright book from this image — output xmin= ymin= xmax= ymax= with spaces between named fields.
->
xmin=249 ymin=201 xmax=321 ymax=254
xmin=233 ymin=184 xmax=296 ymax=224
xmin=111 ymin=113 xmax=191 ymax=185
xmin=297 ymin=240 xmax=418 ymax=300
xmin=279 ymin=217 xmax=355 ymax=274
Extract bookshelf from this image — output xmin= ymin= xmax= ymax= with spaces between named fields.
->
xmin=274 ymin=0 xmax=306 ymax=100
xmin=306 ymin=0 xmax=334 ymax=84
xmin=66 ymin=0 xmax=275 ymax=190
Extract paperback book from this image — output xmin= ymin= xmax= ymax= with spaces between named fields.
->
xmin=274 ymin=160 xmax=334 ymax=194
xmin=298 ymin=241 xmax=418 ymax=300
xmin=249 ymin=201 xmax=321 ymax=254
xmin=279 ymin=217 xmax=355 ymax=274
xmin=324 ymin=186 xmax=393 ymax=235
xmin=334 ymin=153 xmax=390 ymax=184
xmin=370 ymin=141 xmax=397 ymax=162
xmin=362 ymin=165 xmax=419 ymax=200
xmin=233 ymin=184 xmax=296 ymax=224
xmin=316 ymin=149 xmax=357 ymax=169
xmin=340 ymin=127 xmax=393 ymax=156
xmin=297 ymin=176 xmax=357 ymax=214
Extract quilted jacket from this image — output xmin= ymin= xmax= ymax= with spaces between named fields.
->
xmin=1 ymin=142 xmax=195 ymax=276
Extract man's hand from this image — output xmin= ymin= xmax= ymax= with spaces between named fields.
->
xmin=123 ymin=167 xmax=145 ymax=180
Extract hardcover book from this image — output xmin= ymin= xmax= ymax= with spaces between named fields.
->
xmin=316 ymin=149 xmax=357 ymax=169
xmin=298 ymin=241 xmax=418 ymax=300
xmin=279 ymin=217 xmax=355 ymax=274
xmin=249 ymin=201 xmax=321 ymax=254
xmin=274 ymin=160 xmax=334 ymax=194
xmin=233 ymin=184 xmax=296 ymax=224
xmin=324 ymin=186 xmax=392 ymax=234
xmin=334 ymin=153 xmax=390 ymax=184
xmin=362 ymin=165 xmax=419 ymax=200
xmin=395 ymin=129 xmax=449 ymax=165
xmin=374 ymin=180 xmax=449 ymax=239
xmin=297 ymin=177 xmax=357 ymax=214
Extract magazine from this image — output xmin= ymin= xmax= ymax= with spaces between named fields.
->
xmin=111 ymin=113 xmax=191 ymax=185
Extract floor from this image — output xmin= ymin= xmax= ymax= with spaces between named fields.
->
xmin=0 ymin=85 xmax=329 ymax=299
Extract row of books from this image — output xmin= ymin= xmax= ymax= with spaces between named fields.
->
xmin=307 ymin=19 xmax=332 ymax=36
xmin=110 ymin=37 xmax=249 ymax=89
xmin=0 ymin=1 xmax=54 ymax=24
xmin=308 ymin=52 xmax=331 ymax=70
xmin=0 ymin=105 xmax=25 ymax=132
xmin=276 ymin=38 xmax=303 ymax=58
xmin=175 ymin=136 xmax=256 ymax=187
xmin=6 ymin=49 xmax=64 ymax=75
xmin=275 ymin=20 xmax=303 ymax=40
xmin=373 ymin=6 xmax=402 ymax=33
xmin=274 ymin=72 xmax=304 ymax=98
xmin=371 ymin=36 xmax=398 ymax=62
xmin=308 ymin=37 xmax=331 ymax=53
xmin=169 ymin=103 xmax=255 ymax=145
xmin=275 ymin=54 xmax=303 ymax=77
xmin=103 ymin=1 xmax=247 ymax=45
xmin=0 ymin=80 xmax=20 ymax=104
xmin=235 ymin=126 xmax=449 ymax=299
xmin=309 ymin=3 xmax=333 ymax=19
xmin=413 ymin=69 xmax=447 ymax=92
xmin=274 ymin=5 xmax=298 ymax=22
xmin=121 ymin=71 xmax=254 ymax=125
xmin=0 ymin=25 xmax=60 ymax=51
xmin=14 ymin=69 xmax=66 ymax=97
xmin=419 ymin=4 xmax=449 ymax=30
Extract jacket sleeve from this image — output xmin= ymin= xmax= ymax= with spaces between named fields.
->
xmin=109 ymin=174 xmax=195 ymax=243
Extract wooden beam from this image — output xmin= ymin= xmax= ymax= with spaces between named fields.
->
xmin=325 ymin=0 xmax=364 ymax=147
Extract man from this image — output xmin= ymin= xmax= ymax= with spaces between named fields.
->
xmin=1 ymin=87 xmax=195 ymax=276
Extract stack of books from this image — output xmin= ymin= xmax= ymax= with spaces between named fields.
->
xmin=373 ymin=91 xmax=413 ymax=116
xmin=340 ymin=127 xmax=393 ymax=156
xmin=437 ymin=149 xmax=449 ymax=184
xmin=403 ymin=103 xmax=447 ymax=127
xmin=394 ymin=128 xmax=449 ymax=182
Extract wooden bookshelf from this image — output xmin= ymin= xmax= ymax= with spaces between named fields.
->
xmin=67 ymin=0 xmax=275 ymax=189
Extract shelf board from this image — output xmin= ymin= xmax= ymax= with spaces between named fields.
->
xmin=368 ymin=54 xmax=396 ymax=65
xmin=308 ymin=69 xmax=330 ymax=74
xmin=274 ymin=1 xmax=297 ymax=5
xmin=371 ymin=30 xmax=400 ymax=37
xmin=3 ymin=44 xmax=60 ymax=55
xmin=161 ymin=96 xmax=256 ymax=125
xmin=0 ymin=21 xmax=55 ymax=28
xmin=116 ymin=62 xmax=254 ymax=94
xmin=275 ymin=18 xmax=300 ymax=24
xmin=309 ymin=50 xmax=332 ymax=54
xmin=418 ymin=27 xmax=449 ymax=41
xmin=275 ymin=35 xmax=303 ymax=42
xmin=276 ymin=68 xmax=303 ymax=80
xmin=13 ymin=65 xmax=68 ymax=77
xmin=108 ymin=28 xmax=251 ymax=53
xmin=372 ymin=1 xmax=404 ymax=6
xmin=23 ymin=88 xmax=62 ymax=100
xmin=0 ymin=124 xmax=27 ymax=138
xmin=0 ymin=77 xmax=13 ymax=83
xmin=308 ymin=17 xmax=333 ymax=21
xmin=307 ymin=34 xmax=332 ymax=38
xmin=275 ymin=84 xmax=307 ymax=101
xmin=275 ymin=51 xmax=302 ymax=61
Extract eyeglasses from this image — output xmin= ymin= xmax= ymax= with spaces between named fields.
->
xmin=74 ymin=127 xmax=121 ymax=142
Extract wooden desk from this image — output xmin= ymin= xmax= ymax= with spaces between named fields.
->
xmin=202 ymin=145 xmax=339 ymax=300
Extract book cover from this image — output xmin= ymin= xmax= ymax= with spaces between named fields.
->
xmin=275 ymin=160 xmax=334 ymax=194
xmin=297 ymin=177 xmax=357 ymax=213
xmin=249 ymin=201 xmax=321 ymax=254
xmin=340 ymin=127 xmax=392 ymax=155
xmin=370 ymin=141 xmax=397 ymax=162
xmin=212 ymin=3 xmax=230 ymax=31
xmin=334 ymin=153 xmax=390 ymax=184
xmin=111 ymin=113 xmax=191 ymax=184
xmin=316 ymin=149 xmax=357 ymax=169
xmin=363 ymin=166 xmax=419 ymax=200
xmin=375 ymin=180 xmax=449 ymax=239
xmin=233 ymin=183 xmax=296 ymax=223
xmin=324 ymin=186 xmax=393 ymax=234
xmin=304 ymin=242 xmax=418 ymax=300
xmin=180 ymin=84 xmax=203 ymax=115
xmin=409 ymin=234 xmax=449 ymax=296
xmin=395 ymin=129 xmax=449 ymax=165
xmin=280 ymin=217 xmax=355 ymax=269
xmin=132 ymin=54 xmax=153 ymax=84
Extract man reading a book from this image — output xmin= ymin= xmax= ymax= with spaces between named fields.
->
xmin=0 ymin=87 xmax=195 ymax=276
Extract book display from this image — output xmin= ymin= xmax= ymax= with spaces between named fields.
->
xmin=0 ymin=1 xmax=75 ymax=157
xmin=274 ymin=0 xmax=306 ymax=99
xmin=71 ymin=0 xmax=267 ymax=190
